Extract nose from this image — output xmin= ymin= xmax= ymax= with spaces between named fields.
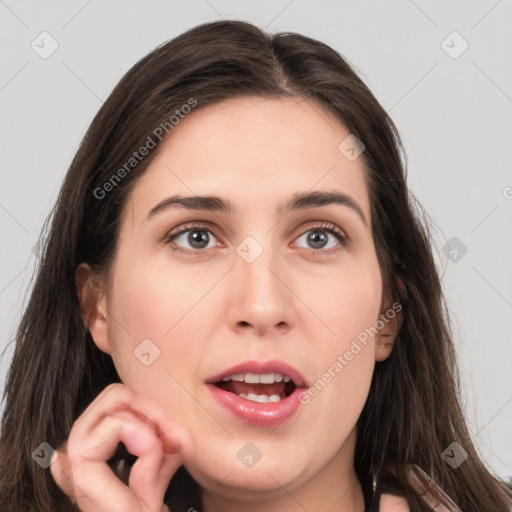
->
xmin=226 ymin=243 xmax=295 ymax=337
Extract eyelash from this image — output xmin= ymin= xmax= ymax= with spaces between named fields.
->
xmin=162 ymin=221 xmax=350 ymax=256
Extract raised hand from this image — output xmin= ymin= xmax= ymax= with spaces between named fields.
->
xmin=50 ymin=383 xmax=193 ymax=512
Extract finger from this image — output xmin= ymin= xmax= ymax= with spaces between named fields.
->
xmin=69 ymin=410 xmax=180 ymax=512
xmin=126 ymin=394 xmax=193 ymax=458
xmin=72 ymin=383 xmax=193 ymax=461
xmin=108 ymin=410 xmax=183 ymax=510
xmin=49 ymin=443 xmax=76 ymax=504
xmin=70 ymin=411 xmax=157 ymax=510
xmin=128 ymin=426 xmax=184 ymax=509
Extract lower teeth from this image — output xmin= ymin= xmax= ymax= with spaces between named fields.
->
xmin=238 ymin=393 xmax=282 ymax=403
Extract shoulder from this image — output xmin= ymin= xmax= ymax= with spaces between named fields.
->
xmin=379 ymin=493 xmax=410 ymax=512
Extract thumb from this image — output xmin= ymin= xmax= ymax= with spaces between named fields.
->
xmin=50 ymin=443 xmax=76 ymax=504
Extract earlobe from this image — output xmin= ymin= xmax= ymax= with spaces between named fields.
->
xmin=375 ymin=278 xmax=404 ymax=362
xmin=375 ymin=331 xmax=396 ymax=362
xmin=75 ymin=263 xmax=112 ymax=355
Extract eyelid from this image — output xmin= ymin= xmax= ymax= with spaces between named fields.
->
xmin=293 ymin=220 xmax=347 ymax=240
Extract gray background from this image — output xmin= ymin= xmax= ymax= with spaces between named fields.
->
xmin=1 ymin=0 xmax=511 ymax=479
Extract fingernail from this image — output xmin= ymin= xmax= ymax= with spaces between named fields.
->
xmin=50 ymin=449 xmax=59 ymax=466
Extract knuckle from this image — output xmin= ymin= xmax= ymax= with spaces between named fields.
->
xmin=105 ymin=382 xmax=123 ymax=393
xmin=107 ymin=382 xmax=131 ymax=397
xmin=65 ymin=435 xmax=81 ymax=463
xmin=143 ymin=428 xmax=162 ymax=450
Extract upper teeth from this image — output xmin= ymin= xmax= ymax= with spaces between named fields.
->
xmin=222 ymin=373 xmax=291 ymax=384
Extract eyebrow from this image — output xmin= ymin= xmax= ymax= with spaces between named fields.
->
xmin=146 ymin=190 xmax=368 ymax=227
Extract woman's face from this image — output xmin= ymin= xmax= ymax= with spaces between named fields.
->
xmin=87 ymin=96 xmax=393 ymax=504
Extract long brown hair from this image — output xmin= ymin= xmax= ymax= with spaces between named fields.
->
xmin=0 ymin=20 xmax=510 ymax=512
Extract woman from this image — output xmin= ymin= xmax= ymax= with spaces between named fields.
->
xmin=0 ymin=19 xmax=510 ymax=512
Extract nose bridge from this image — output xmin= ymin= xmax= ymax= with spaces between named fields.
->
xmin=237 ymin=235 xmax=281 ymax=301
xmin=229 ymin=234 xmax=292 ymax=333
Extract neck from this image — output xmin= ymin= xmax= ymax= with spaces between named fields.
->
xmin=201 ymin=429 xmax=365 ymax=512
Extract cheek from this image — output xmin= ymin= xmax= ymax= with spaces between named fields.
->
xmin=309 ymin=285 xmax=379 ymax=395
xmin=109 ymin=250 xmax=213 ymax=346
xmin=296 ymin=253 xmax=381 ymax=419
xmin=298 ymin=252 xmax=382 ymax=354
xmin=104 ymin=256 xmax=213 ymax=414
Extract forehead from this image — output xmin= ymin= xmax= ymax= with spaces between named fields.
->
xmin=127 ymin=96 xmax=370 ymax=222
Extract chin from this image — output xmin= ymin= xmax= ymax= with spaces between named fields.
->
xmin=187 ymin=455 xmax=310 ymax=497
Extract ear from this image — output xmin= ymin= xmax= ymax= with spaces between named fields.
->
xmin=75 ymin=263 xmax=112 ymax=355
xmin=375 ymin=276 xmax=404 ymax=362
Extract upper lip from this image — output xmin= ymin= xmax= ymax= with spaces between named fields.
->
xmin=205 ymin=359 xmax=309 ymax=388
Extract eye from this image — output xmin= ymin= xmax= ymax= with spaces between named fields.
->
xmin=163 ymin=221 xmax=349 ymax=255
xmin=163 ymin=222 xmax=222 ymax=253
xmin=293 ymin=222 xmax=349 ymax=253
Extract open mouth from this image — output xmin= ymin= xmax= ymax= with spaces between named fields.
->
xmin=213 ymin=373 xmax=298 ymax=403
xmin=206 ymin=362 xmax=307 ymax=427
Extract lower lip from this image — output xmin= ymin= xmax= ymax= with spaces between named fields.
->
xmin=206 ymin=384 xmax=305 ymax=428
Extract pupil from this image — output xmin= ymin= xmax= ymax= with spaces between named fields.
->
xmin=309 ymin=231 xmax=327 ymax=248
xmin=189 ymin=230 xmax=209 ymax=248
